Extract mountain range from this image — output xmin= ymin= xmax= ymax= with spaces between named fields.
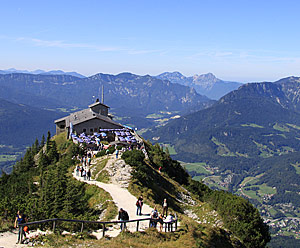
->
xmin=144 ymin=76 xmax=300 ymax=243
xmin=156 ymin=71 xmax=243 ymax=100
xmin=0 ymin=68 xmax=86 ymax=78
xmin=0 ymin=72 xmax=213 ymax=128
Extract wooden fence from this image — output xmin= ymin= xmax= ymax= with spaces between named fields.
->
xmin=18 ymin=217 xmax=178 ymax=243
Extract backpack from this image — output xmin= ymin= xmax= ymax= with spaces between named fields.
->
xmin=123 ymin=211 xmax=129 ymax=220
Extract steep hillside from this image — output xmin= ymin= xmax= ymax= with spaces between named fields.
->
xmin=157 ymin=72 xmax=242 ymax=100
xmin=0 ymin=134 xmax=270 ymax=247
xmin=144 ymin=78 xmax=300 ymax=243
xmin=0 ymin=98 xmax=63 ymax=173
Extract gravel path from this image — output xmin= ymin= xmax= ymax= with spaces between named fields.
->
xmin=0 ymin=229 xmax=26 ymax=248
xmin=73 ymin=157 xmax=154 ymax=237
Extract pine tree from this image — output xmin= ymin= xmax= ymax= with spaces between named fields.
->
xmin=46 ymin=131 xmax=51 ymax=152
xmin=40 ymin=134 xmax=45 ymax=150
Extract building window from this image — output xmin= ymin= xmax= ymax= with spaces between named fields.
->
xmin=90 ymin=128 xmax=93 ymax=133
xmin=94 ymin=128 xmax=97 ymax=132
xmin=83 ymin=129 xmax=86 ymax=133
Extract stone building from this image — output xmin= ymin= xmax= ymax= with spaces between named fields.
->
xmin=54 ymin=100 xmax=123 ymax=136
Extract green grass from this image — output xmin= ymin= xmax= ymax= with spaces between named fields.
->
xmin=0 ymin=154 xmax=18 ymax=162
xmin=242 ymin=189 xmax=261 ymax=201
xmin=268 ymin=207 xmax=277 ymax=217
xmin=146 ymin=113 xmax=164 ymax=119
xmin=291 ymin=163 xmax=300 ymax=175
xmin=273 ymin=123 xmax=290 ymax=132
xmin=240 ymin=174 xmax=264 ymax=187
xmin=286 ymin=123 xmax=300 ymax=130
xmin=211 ymin=137 xmax=235 ymax=157
xmin=258 ymin=184 xmax=276 ymax=195
xmin=241 ymin=123 xmax=264 ymax=128
xmin=96 ymin=170 xmax=110 ymax=183
xmin=181 ymin=162 xmax=212 ymax=175
xmin=91 ymin=158 xmax=109 ymax=180
xmin=84 ymin=184 xmax=117 ymax=221
xmin=192 ymin=175 xmax=206 ymax=181
xmin=162 ymin=144 xmax=177 ymax=155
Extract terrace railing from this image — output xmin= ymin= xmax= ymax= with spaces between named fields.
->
xmin=18 ymin=217 xmax=178 ymax=243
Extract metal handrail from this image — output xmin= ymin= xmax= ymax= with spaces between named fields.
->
xmin=18 ymin=217 xmax=178 ymax=243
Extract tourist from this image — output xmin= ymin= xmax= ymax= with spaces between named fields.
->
xmin=157 ymin=214 xmax=164 ymax=232
xmin=136 ymin=196 xmax=143 ymax=215
xmin=82 ymin=169 xmax=86 ymax=180
xmin=162 ymin=198 xmax=168 ymax=217
xmin=87 ymin=168 xmax=91 ymax=181
xmin=150 ymin=206 xmax=158 ymax=228
xmin=115 ymin=149 xmax=119 ymax=159
xmin=118 ymin=208 xmax=129 ymax=231
xmin=14 ymin=210 xmax=27 ymax=243
xmin=76 ymin=165 xmax=80 ymax=176
xmin=164 ymin=213 xmax=174 ymax=232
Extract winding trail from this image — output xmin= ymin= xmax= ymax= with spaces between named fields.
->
xmin=73 ymin=156 xmax=154 ymax=237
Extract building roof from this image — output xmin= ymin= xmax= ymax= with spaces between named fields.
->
xmin=55 ymin=108 xmax=123 ymax=128
xmin=88 ymin=101 xmax=110 ymax=109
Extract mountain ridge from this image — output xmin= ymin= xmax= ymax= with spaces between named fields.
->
xmin=156 ymin=71 xmax=243 ymax=100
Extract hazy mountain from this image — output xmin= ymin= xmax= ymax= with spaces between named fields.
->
xmin=144 ymin=77 xmax=300 ymax=240
xmin=0 ymin=68 xmax=86 ymax=78
xmin=0 ymin=98 xmax=62 ymax=146
xmin=0 ymin=72 xmax=213 ymax=128
xmin=157 ymin=71 xmax=242 ymax=100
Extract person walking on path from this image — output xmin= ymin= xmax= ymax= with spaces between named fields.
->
xmin=136 ymin=196 xmax=143 ymax=216
xmin=14 ymin=210 xmax=27 ymax=244
xmin=162 ymin=198 xmax=168 ymax=217
xmin=118 ymin=208 xmax=129 ymax=231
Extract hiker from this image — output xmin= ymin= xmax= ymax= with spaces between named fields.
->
xmin=76 ymin=165 xmax=80 ymax=176
xmin=162 ymin=198 xmax=168 ymax=217
xmin=157 ymin=214 xmax=164 ymax=232
xmin=115 ymin=149 xmax=119 ymax=159
xmin=82 ymin=169 xmax=87 ymax=180
xmin=136 ymin=196 xmax=143 ymax=215
xmin=150 ymin=206 xmax=159 ymax=228
xmin=118 ymin=208 xmax=129 ymax=231
xmin=87 ymin=168 xmax=91 ymax=181
xmin=14 ymin=210 xmax=27 ymax=243
xmin=165 ymin=213 xmax=174 ymax=232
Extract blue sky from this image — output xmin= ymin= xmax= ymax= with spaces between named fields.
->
xmin=1 ymin=0 xmax=300 ymax=82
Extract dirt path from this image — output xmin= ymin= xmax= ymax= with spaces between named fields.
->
xmin=0 ymin=229 xmax=26 ymax=248
xmin=73 ymin=157 xmax=154 ymax=237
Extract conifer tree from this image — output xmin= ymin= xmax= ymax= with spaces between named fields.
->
xmin=46 ymin=131 xmax=51 ymax=152
xmin=40 ymin=134 xmax=45 ymax=149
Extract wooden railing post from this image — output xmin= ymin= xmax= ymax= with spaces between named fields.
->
xmin=164 ymin=222 xmax=167 ymax=232
xmin=52 ymin=220 xmax=56 ymax=233
xmin=175 ymin=219 xmax=177 ymax=230
xmin=102 ymin=224 xmax=106 ymax=237
xmin=80 ymin=222 xmax=84 ymax=232
xmin=19 ymin=226 xmax=23 ymax=243
xmin=136 ymin=220 xmax=139 ymax=232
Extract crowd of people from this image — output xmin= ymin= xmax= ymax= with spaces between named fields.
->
xmin=118 ymin=197 xmax=176 ymax=232
xmin=75 ymin=153 xmax=92 ymax=181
